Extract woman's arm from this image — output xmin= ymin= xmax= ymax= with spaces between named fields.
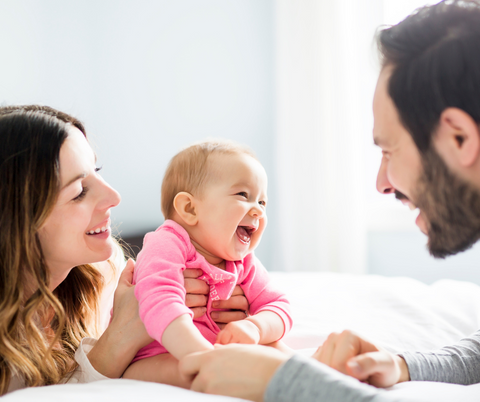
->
xmin=87 ymin=259 xmax=152 ymax=378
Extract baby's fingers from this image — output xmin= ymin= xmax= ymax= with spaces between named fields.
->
xmin=216 ymin=329 xmax=232 ymax=345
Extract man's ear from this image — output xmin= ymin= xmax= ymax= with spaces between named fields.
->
xmin=173 ymin=192 xmax=198 ymax=226
xmin=435 ymin=107 xmax=480 ymax=168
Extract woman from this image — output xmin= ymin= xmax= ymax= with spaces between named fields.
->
xmin=0 ymin=105 xmax=248 ymax=395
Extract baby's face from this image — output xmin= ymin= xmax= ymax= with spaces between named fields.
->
xmin=193 ymin=152 xmax=268 ymax=262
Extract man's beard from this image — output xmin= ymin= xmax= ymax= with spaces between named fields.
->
xmin=413 ymin=147 xmax=480 ymax=258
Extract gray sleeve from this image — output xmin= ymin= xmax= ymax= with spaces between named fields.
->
xmin=265 ymin=354 xmax=403 ymax=402
xmin=400 ymin=330 xmax=480 ymax=385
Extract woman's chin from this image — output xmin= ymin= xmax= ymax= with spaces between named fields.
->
xmin=86 ymin=238 xmax=116 ymax=264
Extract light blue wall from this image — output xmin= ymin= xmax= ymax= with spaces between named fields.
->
xmin=368 ymin=231 xmax=480 ymax=285
xmin=0 ymin=0 xmax=276 ymax=267
xmin=3 ymin=1 xmax=480 ymax=282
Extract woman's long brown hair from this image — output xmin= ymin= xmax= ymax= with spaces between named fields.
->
xmin=0 ymin=105 xmax=105 ymax=394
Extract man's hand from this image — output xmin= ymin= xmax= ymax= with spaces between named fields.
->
xmin=216 ymin=319 xmax=261 ymax=345
xmin=313 ymin=330 xmax=410 ymax=388
xmin=179 ymin=344 xmax=289 ymax=402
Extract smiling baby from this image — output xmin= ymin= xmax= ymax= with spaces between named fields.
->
xmin=122 ymin=139 xmax=292 ymax=387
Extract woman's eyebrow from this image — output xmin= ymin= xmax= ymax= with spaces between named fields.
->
xmin=62 ymin=173 xmax=87 ymax=189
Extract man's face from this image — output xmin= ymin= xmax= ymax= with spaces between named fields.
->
xmin=373 ymin=66 xmax=480 ymax=258
xmin=373 ymin=67 xmax=426 ymax=231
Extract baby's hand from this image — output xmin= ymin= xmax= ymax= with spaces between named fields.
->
xmin=216 ymin=319 xmax=261 ymax=345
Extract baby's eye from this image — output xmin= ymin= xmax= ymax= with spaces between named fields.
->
xmin=259 ymin=200 xmax=266 ymax=207
xmin=236 ymin=191 xmax=248 ymax=198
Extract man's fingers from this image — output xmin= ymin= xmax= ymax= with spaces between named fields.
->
xmin=185 ymin=294 xmax=208 ymax=308
xmin=184 ymin=278 xmax=210 ymax=295
xmin=316 ymin=332 xmax=339 ymax=366
xmin=347 ymin=352 xmax=390 ymax=381
xmin=329 ymin=330 xmax=366 ymax=374
xmin=210 ymin=310 xmax=247 ymax=324
xmin=183 ymin=268 xmax=204 ymax=279
xmin=212 ymin=295 xmax=249 ymax=311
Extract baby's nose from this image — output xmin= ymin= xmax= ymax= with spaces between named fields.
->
xmin=249 ymin=205 xmax=264 ymax=218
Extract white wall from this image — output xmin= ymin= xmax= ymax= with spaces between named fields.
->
xmin=0 ymin=0 xmax=276 ymax=266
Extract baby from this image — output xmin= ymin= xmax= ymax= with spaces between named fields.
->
xmin=123 ymin=139 xmax=292 ymax=386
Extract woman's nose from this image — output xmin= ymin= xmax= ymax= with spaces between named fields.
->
xmin=98 ymin=180 xmax=121 ymax=210
xmin=376 ymin=158 xmax=394 ymax=194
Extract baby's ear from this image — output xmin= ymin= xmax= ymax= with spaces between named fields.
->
xmin=173 ymin=192 xmax=198 ymax=226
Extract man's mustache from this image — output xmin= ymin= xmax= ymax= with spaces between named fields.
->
xmin=395 ymin=190 xmax=409 ymax=202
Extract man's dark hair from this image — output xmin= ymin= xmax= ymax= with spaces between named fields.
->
xmin=378 ymin=0 xmax=480 ymax=153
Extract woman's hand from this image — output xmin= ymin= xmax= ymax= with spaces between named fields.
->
xmin=312 ymin=330 xmax=410 ymax=387
xmin=180 ymin=344 xmax=289 ymax=402
xmin=88 ymin=259 xmax=152 ymax=378
xmin=183 ymin=269 xmax=249 ymax=328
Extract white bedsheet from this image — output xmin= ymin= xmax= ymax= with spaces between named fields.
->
xmin=6 ymin=272 xmax=480 ymax=401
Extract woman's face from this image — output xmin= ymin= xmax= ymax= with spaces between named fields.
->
xmin=37 ymin=126 xmax=121 ymax=290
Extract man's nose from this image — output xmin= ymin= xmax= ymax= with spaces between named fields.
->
xmin=376 ymin=158 xmax=394 ymax=194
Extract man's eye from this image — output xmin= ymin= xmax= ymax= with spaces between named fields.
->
xmin=236 ymin=192 xmax=248 ymax=198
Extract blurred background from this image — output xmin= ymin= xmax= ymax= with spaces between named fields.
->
xmin=3 ymin=0 xmax=480 ymax=284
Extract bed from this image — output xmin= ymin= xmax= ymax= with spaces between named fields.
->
xmin=6 ymin=272 xmax=480 ymax=401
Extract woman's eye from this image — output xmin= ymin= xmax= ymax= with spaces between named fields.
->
xmin=236 ymin=191 xmax=248 ymax=198
xmin=73 ymin=187 xmax=88 ymax=201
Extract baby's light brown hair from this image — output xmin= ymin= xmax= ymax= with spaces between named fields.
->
xmin=161 ymin=139 xmax=256 ymax=219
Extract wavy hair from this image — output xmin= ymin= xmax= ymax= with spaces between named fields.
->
xmin=0 ymin=105 xmax=105 ymax=394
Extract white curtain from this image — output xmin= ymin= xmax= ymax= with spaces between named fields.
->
xmin=273 ymin=0 xmax=383 ymax=273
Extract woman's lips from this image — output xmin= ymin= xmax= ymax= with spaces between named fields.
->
xmin=86 ymin=219 xmax=111 ymax=235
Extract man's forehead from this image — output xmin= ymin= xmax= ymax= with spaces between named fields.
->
xmin=372 ymin=66 xmax=400 ymax=147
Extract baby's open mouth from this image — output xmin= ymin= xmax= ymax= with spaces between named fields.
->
xmin=236 ymin=226 xmax=256 ymax=244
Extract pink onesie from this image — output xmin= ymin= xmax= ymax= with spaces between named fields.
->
xmin=132 ymin=219 xmax=292 ymax=361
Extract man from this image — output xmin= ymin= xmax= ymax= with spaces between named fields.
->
xmin=179 ymin=1 xmax=480 ymax=400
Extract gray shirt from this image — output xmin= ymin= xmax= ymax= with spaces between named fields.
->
xmin=265 ymin=330 xmax=480 ymax=402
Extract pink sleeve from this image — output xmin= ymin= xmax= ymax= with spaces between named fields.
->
xmin=240 ymin=254 xmax=293 ymax=338
xmin=133 ymin=227 xmax=193 ymax=343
